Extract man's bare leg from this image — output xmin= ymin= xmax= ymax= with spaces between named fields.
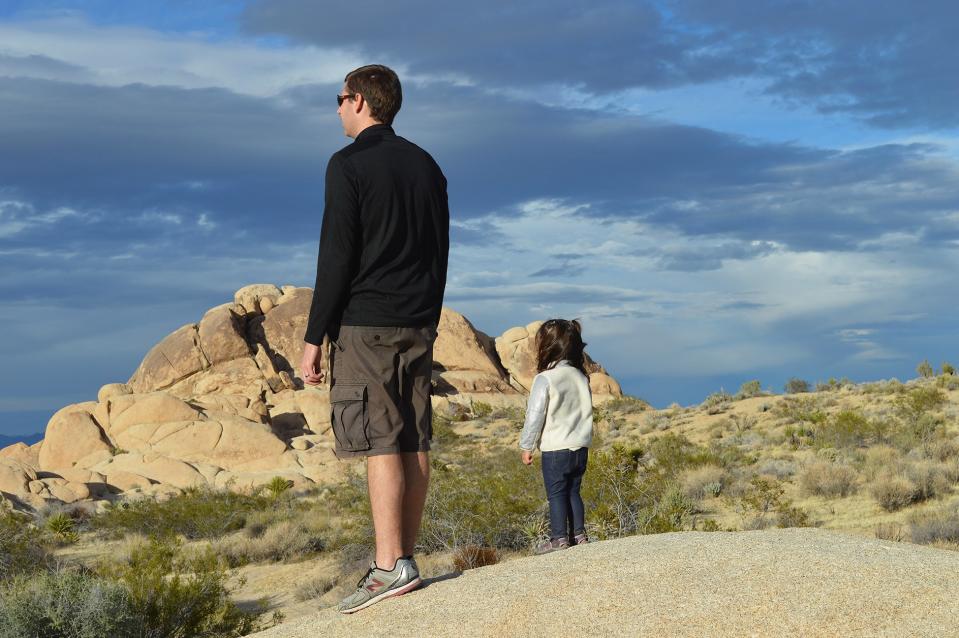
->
xmin=367 ymin=453 xmax=405 ymax=569
xmin=401 ymin=452 xmax=430 ymax=556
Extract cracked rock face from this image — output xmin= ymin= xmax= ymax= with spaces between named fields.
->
xmin=2 ymin=285 xmax=622 ymax=509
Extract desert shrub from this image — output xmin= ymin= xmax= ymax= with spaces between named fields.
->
xmin=916 ymin=359 xmax=935 ymax=378
xmin=91 ymin=486 xmax=274 ymax=540
xmin=452 ymin=545 xmax=499 ymax=571
xmin=799 ymin=461 xmax=859 ymax=498
xmin=937 ymin=375 xmax=959 ymax=391
xmin=430 ymin=414 xmax=461 ymax=445
xmin=870 ymin=475 xmax=918 ymax=512
xmin=904 ymin=461 xmax=950 ymax=502
xmin=732 ymin=475 xmax=810 ymax=530
xmin=643 ymin=486 xmax=697 ymax=534
xmin=703 ymin=390 xmax=732 ymax=414
xmin=815 ymin=377 xmax=852 ymax=392
xmin=755 ymin=458 xmax=797 ymax=479
xmin=784 ymin=378 xmax=810 ymax=394
xmin=99 ymin=535 xmax=272 ymax=638
xmin=941 ymin=362 xmax=956 ymax=376
xmin=601 ymin=395 xmax=648 ymax=415
xmin=0 ymin=511 xmax=53 ymax=580
xmin=264 ymin=476 xmax=293 ymax=500
xmin=874 ymin=522 xmax=906 ymax=542
xmin=470 ymin=401 xmax=493 ymax=419
xmin=859 ymin=445 xmax=901 ymax=482
xmin=293 ymin=575 xmax=336 ymax=602
xmin=774 ymin=396 xmax=827 ymax=426
xmin=814 ymin=410 xmax=884 ymax=449
xmin=860 ymin=378 xmax=905 ymax=395
xmin=736 ymin=380 xmax=763 ymax=399
xmin=0 ymin=569 xmax=136 ymax=638
xmin=893 ymin=386 xmax=946 ymax=425
xmin=642 ymin=412 xmax=671 ymax=433
xmin=419 ymin=448 xmax=544 ymax=552
xmin=217 ymin=518 xmax=327 ymax=567
xmin=680 ymin=466 xmax=728 ymax=500
xmin=908 ymin=503 xmax=959 ymax=545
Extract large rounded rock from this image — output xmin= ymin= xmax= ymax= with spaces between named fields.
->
xmin=296 ymin=388 xmax=331 ymax=433
xmin=495 ymin=325 xmax=539 ymax=392
xmin=198 ymin=304 xmax=250 ymax=365
xmin=434 ymin=308 xmax=507 ymax=378
xmin=0 ymin=442 xmax=39 ymax=468
xmin=113 ymin=418 xmax=286 ymax=470
xmin=0 ymin=458 xmax=37 ymax=497
xmin=167 ymin=358 xmax=266 ymax=400
xmin=235 ymin=284 xmax=282 ymax=315
xmin=255 ymin=287 xmax=313 ymax=378
xmin=38 ymin=410 xmax=112 ymax=471
xmin=105 ymin=453 xmax=207 ymax=489
xmin=109 ymin=393 xmax=203 ymax=435
xmin=590 ymin=372 xmax=623 ymax=396
xmin=97 ymin=383 xmax=132 ymax=403
xmin=128 ymin=324 xmax=209 ymax=393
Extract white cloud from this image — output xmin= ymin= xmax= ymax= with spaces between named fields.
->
xmin=0 ymin=16 xmax=363 ymax=97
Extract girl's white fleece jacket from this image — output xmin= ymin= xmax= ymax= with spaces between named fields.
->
xmin=518 ymin=360 xmax=593 ymax=452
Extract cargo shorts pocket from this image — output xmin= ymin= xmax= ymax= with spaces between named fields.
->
xmin=330 ymin=382 xmax=370 ymax=452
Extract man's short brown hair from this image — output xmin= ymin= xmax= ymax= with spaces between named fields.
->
xmin=345 ymin=64 xmax=402 ymax=126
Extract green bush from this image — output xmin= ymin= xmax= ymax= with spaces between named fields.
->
xmin=814 ymin=410 xmax=884 ymax=449
xmin=733 ymin=476 xmax=810 ymax=530
xmin=784 ymin=378 xmax=810 ymax=394
xmin=916 ymin=359 xmax=935 ymax=378
xmin=0 ymin=511 xmax=52 ymax=580
xmin=419 ymin=448 xmax=545 ymax=552
xmin=736 ymin=380 xmax=763 ymax=399
xmin=99 ymin=536 xmax=272 ymax=637
xmin=0 ymin=569 xmax=136 ymax=638
xmin=774 ymin=396 xmax=827 ymax=426
xmin=91 ymin=486 xmax=274 ymax=540
xmin=941 ymin=362 xmax=956 ymax=376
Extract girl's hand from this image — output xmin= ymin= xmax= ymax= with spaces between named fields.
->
xmin=521 ymin=450 xmax=533 ymax=465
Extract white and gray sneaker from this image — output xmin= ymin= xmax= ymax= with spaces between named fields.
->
xmin=337 ymin=557 xmax=421 ymax=614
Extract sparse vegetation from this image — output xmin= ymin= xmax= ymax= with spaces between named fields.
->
xmin=917 ymin=359 xmax=935 ymax=379
xmin=799 ymin=461 xmax=859 ymax=498
xmin=784 ymin=378 xmax=810 ymax=394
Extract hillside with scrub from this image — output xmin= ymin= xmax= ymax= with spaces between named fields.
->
xmin=3 ymin=359 xmax=959 ymax=634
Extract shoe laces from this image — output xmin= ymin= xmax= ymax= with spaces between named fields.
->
xmin=355 ymin=564 xmax=376 ymax=589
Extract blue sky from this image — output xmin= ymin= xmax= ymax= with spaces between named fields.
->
xmin=2 ymin=1 xmax=958 ymax=436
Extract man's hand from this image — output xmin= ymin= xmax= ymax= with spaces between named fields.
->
xmin=300 ymin=342 xmax=325 ymax=386
xmin=521 ymin=450 xmax=533 ymax=465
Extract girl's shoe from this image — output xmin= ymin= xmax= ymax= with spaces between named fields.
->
xmin=572 ymin=532 xmax=589 ymax=546
xmin=534 ymin=537 xmax=569 ymax=555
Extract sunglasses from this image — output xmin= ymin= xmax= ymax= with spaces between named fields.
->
xmin=336 ymin=93 xmax=357 ymax=106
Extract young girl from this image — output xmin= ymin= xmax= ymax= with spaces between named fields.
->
xmin=519 ymin=319 xmax=594 ymax=553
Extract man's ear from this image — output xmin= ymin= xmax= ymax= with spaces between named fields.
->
xmin=352 ymin=93 xmax=365 ymax=114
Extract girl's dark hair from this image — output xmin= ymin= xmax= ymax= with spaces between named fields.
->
xmin=535 ymin=319 xmax=587 ymax=376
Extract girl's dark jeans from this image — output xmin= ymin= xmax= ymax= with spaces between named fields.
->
xmin=541 ymin=447 xmax=589 ymax=540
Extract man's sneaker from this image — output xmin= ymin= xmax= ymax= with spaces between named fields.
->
xmin=337 ymin=557 xmax=421 ymax=614
xmin=572 ymin=532 xmax=589 ymax=546
xmin=534 ymin=537 xmax=569 ymax=555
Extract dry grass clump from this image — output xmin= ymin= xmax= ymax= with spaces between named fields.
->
xmin=874 ymin=522 xmax=906 ymax=542
xmin=452 ymin=545 xmax=499 ymax=571
xmin=799 ymin=461 xmax=859 ymax=498
xmin=869 ymin=475 xmax=918 ymax=512
xmin=217 ymin=518 xmax=327 ymax=566
xmin=908 ymin=503 xmax=959 ymax=545
xmin=293 ymin=575 xmax=337 ymax=602
xmin=755 ymin=458 xmax=798 ymax=479
xmin=859 ymin=446 xmax=901 ymax=482
xmin=680 ymin=466 xmax=728 ymax=500
xmin=867 ymin=460 xmax=951 ymax=513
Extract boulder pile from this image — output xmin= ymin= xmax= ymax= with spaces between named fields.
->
xmin=0 ymin=284 xmax=624 ymax=510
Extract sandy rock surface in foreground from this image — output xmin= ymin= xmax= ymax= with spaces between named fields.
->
xmin=248 ymin=529 xmax=959 ymax=638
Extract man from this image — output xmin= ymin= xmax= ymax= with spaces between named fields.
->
xmin=299 ymin=64 xmax=449 ymax=614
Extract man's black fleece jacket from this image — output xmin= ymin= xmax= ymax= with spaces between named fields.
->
xmin=304 ymin=124 xmax=450 ymax=346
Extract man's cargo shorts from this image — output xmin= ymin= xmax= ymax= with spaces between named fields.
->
xmin=328 ymin=325 xmax=436 ymax=458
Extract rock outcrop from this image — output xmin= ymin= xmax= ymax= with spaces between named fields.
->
xmin=248 ymin=529 xmax=959 ymax=638
xmin=0 ymin=285 xmax=623 ymax=509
